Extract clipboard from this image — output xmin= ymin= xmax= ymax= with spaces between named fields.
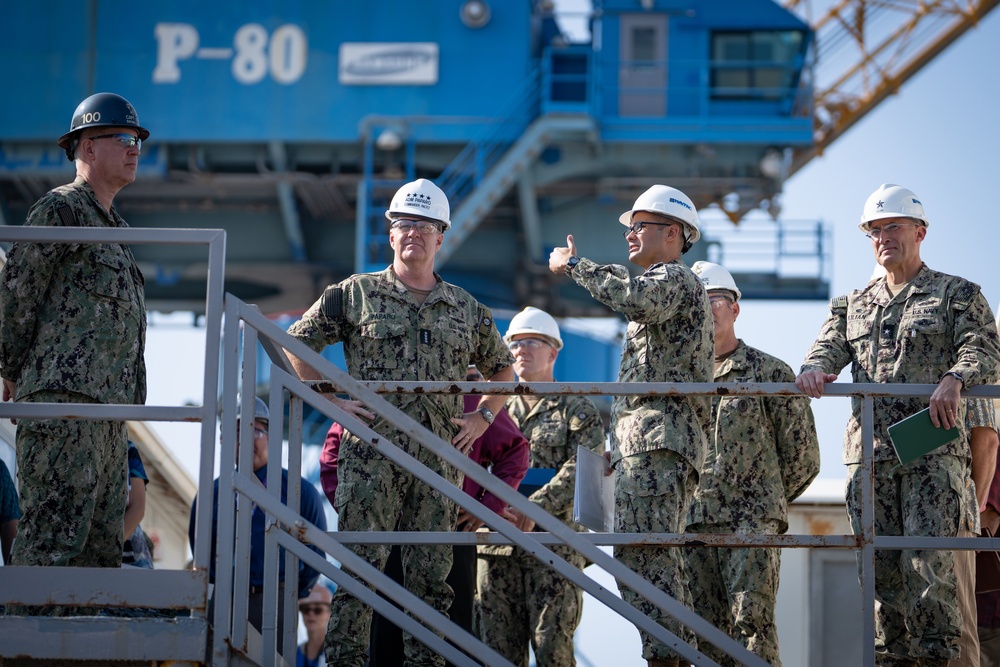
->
xmin=573 ymin=446 xmax=614 ymax=532
xmin=887 ymin=407 xmax=959 ymax=465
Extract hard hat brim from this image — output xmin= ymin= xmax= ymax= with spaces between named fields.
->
xmin=384 ymin=210 xmax=451 ymax=230
xmin=503 ymin=332 xmax=563 ymax=350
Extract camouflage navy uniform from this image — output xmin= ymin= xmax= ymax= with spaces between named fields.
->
xmin=801 ymin=265 xmax=1000 ymax=664
xmin=0 ymin=177 xmax=146 ymax=584
xmin=569 ymin=256 xmax=713 ymax=661
xmin=476 ymin=393 xmax=605 ymax=667
xmin=685 ymin=340 xmax=820 ymax=666
xmin=287 ymin=266 xmax=512 ymax=667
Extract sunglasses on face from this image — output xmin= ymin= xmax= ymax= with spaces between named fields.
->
xmin=299 ymin=604 xmax=328 ymax=616
xmin=90 ymin=133 xmax=142 ymax=149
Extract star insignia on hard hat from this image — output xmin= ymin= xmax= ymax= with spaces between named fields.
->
xmin=876 ymin=199 xmax=884 ymax=210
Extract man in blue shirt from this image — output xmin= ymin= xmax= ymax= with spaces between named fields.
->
xmin=189 ymin=396 xmax=327 ymax=642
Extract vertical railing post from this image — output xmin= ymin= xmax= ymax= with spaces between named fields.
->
xmin=213 ymin=296 xmax=242 ymax=665
xmin=282 ymin=393 xmax=306 ymax=659
xmin=860 ymin=395 xmax=877 ymax=667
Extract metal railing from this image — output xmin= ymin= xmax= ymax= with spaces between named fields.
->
xmin=0 ymin=225 xmax=225 ymax=664
xmin=229 ymin=298 xmax=1000 ymax=667
xmin=0 ymin=223 xmax=995 ymax=667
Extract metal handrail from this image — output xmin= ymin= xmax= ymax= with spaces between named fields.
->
xmin=0 ymin=225 xmax=226 ymax=664
xmin=233 ymin=295 xmax=998 ymax=667
xmin=229 ymin=299 xmax=766 ymax=667
xmin=0 ymin=220 xmax=987 ymax=667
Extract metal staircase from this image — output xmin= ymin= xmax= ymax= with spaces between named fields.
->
xmin=356 ymin=62 xmax=596 ymax=272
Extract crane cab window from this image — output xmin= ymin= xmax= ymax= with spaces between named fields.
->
xmin=711 ymin=30 xmax=805 ymax=100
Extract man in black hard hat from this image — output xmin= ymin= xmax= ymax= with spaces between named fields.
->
xmin=0 ymin=93 xmax=148 ymax=611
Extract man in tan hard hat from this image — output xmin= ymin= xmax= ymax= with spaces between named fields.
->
xmin=549 ymin=185 xmax=713 ymax=667
xmin=476 ymin=307 xmax=605 ymax=667
xmin=686 ymin=261 xmax=820 ymax=666
xmin=286 ymin=178 xmax=514 ymax=667
xmin=797 ymin=184 xmax=1000 ymax=665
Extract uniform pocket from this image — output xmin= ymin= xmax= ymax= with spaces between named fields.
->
xmin=68 ymin=244 xmax=130 ymax=300
xmin=359 ymin=320 xmax=406 ymax=371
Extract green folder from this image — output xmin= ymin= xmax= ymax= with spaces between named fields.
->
xmin=887 ymin=408 xmax=960 ymax=465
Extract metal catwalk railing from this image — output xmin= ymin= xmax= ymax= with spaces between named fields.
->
xmin=0 ymin=225 xmax=996 ymax=666
xmin=0 ymin=225 xmax=226 ymax=664
xmin=230 ymin=298 xmax=1000 ymax=667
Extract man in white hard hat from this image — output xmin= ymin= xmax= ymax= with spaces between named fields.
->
xmin=476 ymin=307 xmax=606 ymax=667
xmin=797 ymin=184 xmax=1000 ymax=666
xmin=686 ymin=261 xmax=820 ymax=666
xmin=871 ymin=264 xmax=998 ymax=667
xmin=549 ymin=185 xmax=713 ymax=667
xmin=286 ymin=178 xmax=514 ymax=667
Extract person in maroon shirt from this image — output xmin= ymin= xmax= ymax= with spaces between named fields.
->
xmin=978 ymin=459 xmax=1000 ymax=666
xmin=320 ymin=366 xmax=529 ymax=666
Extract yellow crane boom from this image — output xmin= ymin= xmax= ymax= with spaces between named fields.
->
xmin=783 ymin=0 xmax=999 ymax=175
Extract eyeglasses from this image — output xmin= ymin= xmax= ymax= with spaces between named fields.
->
xmin=253 ymin=427 xmax=268 ymax=439
xmin=865 ymin=222 xmax=919 ymax=240
xmin=508 ymin=338 xmax=550 ymax=351
xmin=709 ymin=295 xmax=734 ymax=308
xmin=299 ymin=604 xmax=328 ymax=616
xmin=89 ymin=133 xmax=142 ymax=149
xmin=622 ymin=220 xmax=677 ymax=239
xmin=391 ymin=219 xmax=441 ymax=235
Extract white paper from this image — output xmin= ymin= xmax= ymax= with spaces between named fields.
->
xmin=573 ymin=445 xmax=614 ymax=532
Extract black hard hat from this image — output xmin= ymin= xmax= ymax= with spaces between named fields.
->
xmin=57 ymin=92 xmax=150 ymax=155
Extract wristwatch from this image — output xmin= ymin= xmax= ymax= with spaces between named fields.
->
xmin=477 ymin=406 xmax=495 ymax=425
xmin=944 ymin=371 xmax=965 ymax=385
xmin=565 ymin=256 xmax=580 ymax=275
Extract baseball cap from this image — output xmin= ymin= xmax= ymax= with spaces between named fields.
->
xmin=299 ymin=584 xmax=333 ymax=606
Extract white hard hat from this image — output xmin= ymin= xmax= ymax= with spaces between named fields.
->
xmin=503 ymin=307 xmax=563 ymax=350
xmin=237 ymin=396 xmax=269 ymax=424
xmin=619 ymin=185 xmax=701 ymax=245
xmin=385 ymin=178 xmax=451 ymax=230
xmin=859 ymin=183 xmax=929 ymax=232
xmin=691 ymin=261 xmax=741 ymax=301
